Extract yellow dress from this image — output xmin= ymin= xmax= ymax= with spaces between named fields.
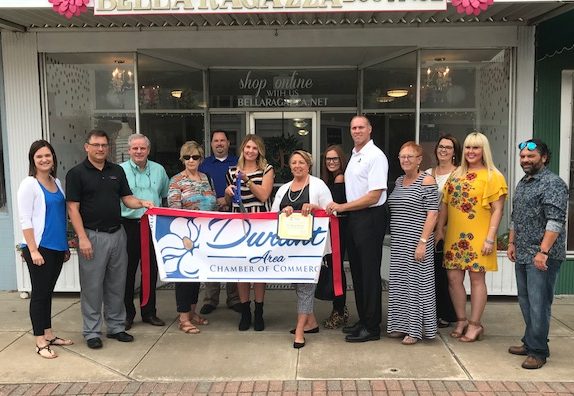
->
xmin=442 ymin=168 xmax=508 ymax=272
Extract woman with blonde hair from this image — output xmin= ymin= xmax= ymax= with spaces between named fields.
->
xmin=225 ymin=134 xmax=275 ymax=331
xmin=272 ymin=150 xmax=332 ymax=348
xmin=435 ymin=132 xmax=508 ymax=342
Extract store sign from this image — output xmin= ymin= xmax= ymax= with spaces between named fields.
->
xmin=238 ymin=70 xmax=328 ymax=108
xmin=95 ymin=0 xmax=446 ymax=15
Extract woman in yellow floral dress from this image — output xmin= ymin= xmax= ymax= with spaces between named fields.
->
xmin=435 ymin=132 xmax=507 ymax=342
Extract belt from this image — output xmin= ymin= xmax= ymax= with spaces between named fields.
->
xmin=87 ymin=225 xmax=121 ymax=233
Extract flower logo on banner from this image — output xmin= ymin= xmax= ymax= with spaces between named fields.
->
xmin=157 ymin=217 xmax=202 ymax=279
xmin=48 ymin=0 xmax=89 ymax=19
xmin=451 ymin=0 xmax=494 ymax=16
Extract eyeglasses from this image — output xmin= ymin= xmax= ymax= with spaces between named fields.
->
xmin=325 ymin=157 xmax=340 ymax=163
xmin=438 ymin=145 xmax=454 ymax=150
xmin=398 ymin=155 xmax=420 ymax=161
xmin=518 ymin=141 xmax=537 ymax=151
xmin=87 ymin=143 xmax=109 ymax=149
xmin=182 ymin=155 xmax=202 ymax=161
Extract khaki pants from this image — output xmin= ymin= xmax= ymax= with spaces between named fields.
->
xmin=202 ymin=282 xmax=240 ymax=307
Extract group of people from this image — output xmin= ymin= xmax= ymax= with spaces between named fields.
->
xmin=17 ymin=115 xmax=567 ymax=369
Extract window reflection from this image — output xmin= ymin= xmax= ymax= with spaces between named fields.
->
xmin=45 ymin=53 xmax=136 ymax=187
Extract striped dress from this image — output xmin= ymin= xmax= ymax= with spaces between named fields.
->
xmin=387 ymin=173 xmax=439 ymax=340
xmin=226 ymin=164 xmax=273 ymax=213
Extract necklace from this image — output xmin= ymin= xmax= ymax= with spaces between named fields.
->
xmin=288 ymin=176 xmax=309 ymax=203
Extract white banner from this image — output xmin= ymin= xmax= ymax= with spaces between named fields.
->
xmin=149 ymin=210 xmax=330 ymax=283
xmin=94 ymin=0 xmax=447 ymax=15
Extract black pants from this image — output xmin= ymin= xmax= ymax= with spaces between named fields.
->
xmin=434 ymin=240 xmax=456 ymax=322
xmin=346 ymin=205 xmax=387 ymax=334
xmin=122 ymin=218 xmax=158 ymax=320
xmin=22 ymin=246 xmax=65 ymax=336
xmin=175 ymin=283 xmax=200 ymax=313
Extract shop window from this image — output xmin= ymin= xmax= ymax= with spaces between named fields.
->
xmin=363 ymin=51 xmax=417 ymax=111
xmin=139 ymin=113 xmax=204 ymax=178
xmin=44 ymin=53 xmax=136 ymax=186
xmin=210 ymin=69 xmax=357 ymax=109
xmin=137 ymin=54 xmax=206 ymax=177
xmin=418 ymin=49 xmax=511 ymax=176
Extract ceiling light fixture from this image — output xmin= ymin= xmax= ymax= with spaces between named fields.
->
xmin=110 ymin=60 xmax=133 ymax=94
xmin=297 ymin=129 xmax=309 ymax=136
xmin=171 ymin=89 xmax=183 ymax=98
xmin=386 ymin=89 xmax=409 ymax=98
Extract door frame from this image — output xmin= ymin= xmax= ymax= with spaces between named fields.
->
xmin=247 ymin=111 xmax=319 ymax=176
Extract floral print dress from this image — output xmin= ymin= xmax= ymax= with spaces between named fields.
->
xmin=442 ymin=168 xmax=507 ymax=272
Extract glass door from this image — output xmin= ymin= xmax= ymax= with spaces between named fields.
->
xmin=248 ymin=112 xmax=318 ymax=184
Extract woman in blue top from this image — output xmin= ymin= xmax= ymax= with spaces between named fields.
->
xmin=17 ymin=140 xmax=72 ymax=359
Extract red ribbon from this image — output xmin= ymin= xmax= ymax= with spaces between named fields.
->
xmin=140 ymin=207 xmax=342 ymax=307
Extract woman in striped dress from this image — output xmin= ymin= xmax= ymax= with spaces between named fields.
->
xmin=387 ymin=141 xmax=439 ymax=345
xmin=225 ymin=135 xmax=275 ymax=331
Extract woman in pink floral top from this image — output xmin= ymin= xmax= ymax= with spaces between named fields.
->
xmin=435 ymin=132 xmax=507 ymax=343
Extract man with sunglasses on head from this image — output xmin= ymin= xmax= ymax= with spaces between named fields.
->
xmin=120 ymin=133 xmax=169 ymax=330
xmin=507 ymin=139 xmax=568 ymax=369
xmin=198 ymin=130 xmax=242 ymax=315
xmin=67 ymin=130 xmax=154 ymax=350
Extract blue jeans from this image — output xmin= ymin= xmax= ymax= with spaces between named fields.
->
xmin=515 ymin=257 xmax=562 ymax=360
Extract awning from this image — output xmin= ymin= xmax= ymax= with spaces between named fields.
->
xmin=1 ymin=1 xmax=573 ymax=31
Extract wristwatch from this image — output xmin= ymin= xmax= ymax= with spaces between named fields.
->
xmin=538 ymin=247 xmax=549 ymax=256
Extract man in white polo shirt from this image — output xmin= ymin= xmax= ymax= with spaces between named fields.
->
xmin=327 ymin=115 xmax=388 ymax=342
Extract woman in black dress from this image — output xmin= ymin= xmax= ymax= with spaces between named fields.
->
xmin=319 ymin=145 xmax=349 ymax=329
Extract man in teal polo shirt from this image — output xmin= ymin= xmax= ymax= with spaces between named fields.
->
xmin=120 ymin=133 xmax=169 ymax=330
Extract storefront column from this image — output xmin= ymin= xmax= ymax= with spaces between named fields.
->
xmin=1 ymin=32 xmax=42 ymax=289
xmin=514 ymin=26 xmax=535 ymax=184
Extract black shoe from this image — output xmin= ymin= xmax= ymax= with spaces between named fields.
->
xmin=106 ymin=331 xmax=134 ymax=342
xmin=142 ymin=315 xmax=165 ymax=326
xmin=254 ymin=301 xmax=265 ymax=331
xmin=239 ymin=301 xmax=252 ymax=331
xmin=345 ymin=328 xmax=380 ymax=343
xmin=200 ymin=304 xmax=217 ymax=315
xmin=87 ymin=337 xmax=103 ymax=349
xmin=342 ymin=321 xmax=362 ymax=335
xmin=125 ymin=319 xmax=134 ymax=331
xmin=229 ymin=303 xmax=243 ymax=313
xmin=293 ymin=338 xmax=306 ymax=349
xmin=290 ymin=327 xmax=319 ymax=334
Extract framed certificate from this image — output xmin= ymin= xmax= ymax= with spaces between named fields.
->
xmin=277 ymin=213 xmax=314 ymax=240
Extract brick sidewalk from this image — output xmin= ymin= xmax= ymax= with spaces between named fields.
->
xmin=1 ymin=380 xmax=574 ymax=395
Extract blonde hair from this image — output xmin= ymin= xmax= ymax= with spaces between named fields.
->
xmin=453 ymin=131 xmax=499 ymax=178
xmin=290 ymin=150 xmax=313 ymax=171
xmin=237 ymin=135 xmax=268 ymax=171
xmin=179 ymin=140 xmax=204 ymax=162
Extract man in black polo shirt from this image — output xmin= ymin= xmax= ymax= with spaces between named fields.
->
xmin=66 ymin=130 xmax=153 ymax=350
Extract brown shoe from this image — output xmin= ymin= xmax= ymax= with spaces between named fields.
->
xmin=508 ymin=345 xmax=527 ymax=356
xmin=521 ymin=355 xmax=546 ymax=369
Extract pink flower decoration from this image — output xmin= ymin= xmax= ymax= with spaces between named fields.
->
xmin=48 ymin=0 xmax=89 ymax=19
xmin=451 ymin=0 xmax=494 ymax=16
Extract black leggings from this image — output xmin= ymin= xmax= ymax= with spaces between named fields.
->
xmin=175 ymin=283 xmax=200 ymax=313
xmin=22 ymin=246 xmax=65 ymax=336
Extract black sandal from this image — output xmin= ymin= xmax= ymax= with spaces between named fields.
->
xmin=48 ymin=336 xmax=73 ymax=346
xmin=36 ymin=344 xmax=57 ymax=359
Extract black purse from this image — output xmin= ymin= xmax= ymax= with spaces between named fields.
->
xmin=315 ymin=255 xmax=335 ymax=301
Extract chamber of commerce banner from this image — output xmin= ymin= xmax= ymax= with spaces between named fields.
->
xmin=139 ymin=207 xmax=342 ymax=305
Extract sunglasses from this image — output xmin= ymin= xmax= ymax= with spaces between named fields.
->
xmin=518 ymin=141 xmax=537 ymax=151
xmin=182 ymin=155 xmax=201 ymax=161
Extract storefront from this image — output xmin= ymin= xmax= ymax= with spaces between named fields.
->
xmin=0 ymin=0 xmax=572 ymax=292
